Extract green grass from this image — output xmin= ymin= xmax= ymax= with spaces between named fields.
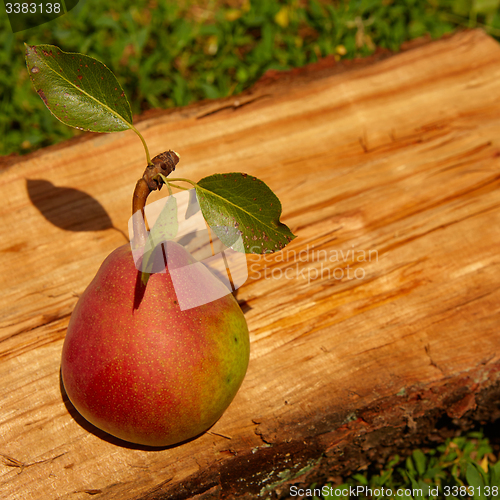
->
xmin=1 ymin=0 xmax=500 ymax=156
xmin=287 ymin=429 xmax=500 ymax=500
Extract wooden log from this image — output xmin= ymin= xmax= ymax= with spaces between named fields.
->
xmin=1 ymin=29 xmax=500 ymax=499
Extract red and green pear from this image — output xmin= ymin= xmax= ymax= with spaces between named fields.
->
xmin=61 ymin=241 xmax=250 ymax=447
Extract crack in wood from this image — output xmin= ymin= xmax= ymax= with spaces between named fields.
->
xmin=196 ymin=94 xmax=272 ymax=119
xmin=376 ymin=202 xmax=500 ymax=258
xmin=0 ymin=312 xmax=71 ymax=361
xmin=425 ymin=344 xmax=445 ymax=374
xmin=206 ymin=430 xmax=232 ymax=440
xmin=0 ymin=451 xmax=66 ymax=474
xmin=0 ymin=312 xmax=71 ymax=345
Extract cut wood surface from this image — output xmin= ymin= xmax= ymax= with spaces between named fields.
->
xmin=1 ymin=29 xmax=500 ymax=499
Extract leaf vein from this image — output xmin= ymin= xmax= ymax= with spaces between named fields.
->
xmin=196 ymin=184 xmax=289 ymax=237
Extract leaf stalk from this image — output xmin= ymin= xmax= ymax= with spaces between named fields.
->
xmin=130 ymin=125 xmax=152 ymax=165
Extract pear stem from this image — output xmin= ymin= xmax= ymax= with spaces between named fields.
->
xmin=132 ymin=150 xmax=180 ymax=247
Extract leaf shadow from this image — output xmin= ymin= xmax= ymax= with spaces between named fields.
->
xmin=26 ymin=179 xmax=128 ymax=239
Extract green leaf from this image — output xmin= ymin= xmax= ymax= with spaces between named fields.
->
xmin=418 ymin=479 xmax=430 ymax=498
xmin=473 ymin=0 xmax=500 ymax=14
xmin=452 ymin=0 xmax=473 ymax=16
xmin=406 ymin=470 xmax=420 ymax=499
xmin=466 ymin=463 xmax=486 ymax=500
xmin=195 ymin=173 xmax=296 ymax=254
xmin=352 ymin=473 xmax=368 ymax=485
xmin=490 ymin=460 xmax=500 ymax=488
xmin=330 ymin=484 xmax=349 ymax=499
xmin=413 ymin=449 xmax=427 ymax=476
xmin=406 ymin=456 xmax=417 ymax=476
xmin=25 ymin=44 xmax=133 ymax=133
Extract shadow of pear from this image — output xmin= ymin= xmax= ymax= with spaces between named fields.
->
xmin=27 ymin=179 xmax=127 ymax=239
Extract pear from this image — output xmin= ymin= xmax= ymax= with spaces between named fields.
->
xmin=61 ymin=241 xmax=250 ymax=447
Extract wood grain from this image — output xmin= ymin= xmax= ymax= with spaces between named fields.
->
xmin=1 ymin=29 xmax=500 ymax=499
